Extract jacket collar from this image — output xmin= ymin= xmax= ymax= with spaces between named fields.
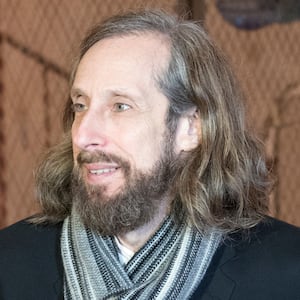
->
xmin=50 ymin=223 xmax=64 ymax=299
xmin=191 ymin=236 xmax=239 ymax=300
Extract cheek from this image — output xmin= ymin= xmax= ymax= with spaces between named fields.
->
xmin=71 ymin=117 xmax=81 ymax=140
xmin=72 ymin=147 xmax=79 ymax=167
xmin=129 ymin=122 xmax=166 ymax=168
xmin=72 ymin=146 xmax=79 ymax=160
xmin=71 ymin=125 xmax=79 ymax=164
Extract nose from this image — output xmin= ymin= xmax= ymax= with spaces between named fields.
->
xmin=72 ymin=109 xmax=108 ymax=151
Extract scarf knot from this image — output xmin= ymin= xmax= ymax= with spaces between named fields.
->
xmin=61 ymin=213 xmax=221 ymax=299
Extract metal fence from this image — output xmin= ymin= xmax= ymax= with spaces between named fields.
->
xmin=205 ymin=1 xmax=300 ymax=226
xmin=0 ymin=0 xmax=182 ymax=227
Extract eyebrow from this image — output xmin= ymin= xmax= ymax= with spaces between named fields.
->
xmin=70 ymin=87 xmax=85 ymax=99
xmin=70 ymin=86 xmax=143 ymax=101
xmin=107 ymin=87 xmax=142 ymax=99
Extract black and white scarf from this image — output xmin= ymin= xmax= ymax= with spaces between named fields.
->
xmin=61 ymin=212 xmax=221 ymax=299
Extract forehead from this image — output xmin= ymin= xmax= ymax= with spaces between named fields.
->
xmin=73 ymin=33 xmax=170 ymax=95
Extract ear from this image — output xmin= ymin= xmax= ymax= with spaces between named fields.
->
xmin=174 ymin=108 xmax=201 ymax=154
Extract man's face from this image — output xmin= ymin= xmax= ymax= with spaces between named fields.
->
xmin=71 ymin=34 xmax=176 ymax=215
xmin=71 ymin=34 xmax=172 ymax=196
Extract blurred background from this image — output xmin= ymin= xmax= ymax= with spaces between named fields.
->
xmin=0 ymin=0 xmax=299 ymax=228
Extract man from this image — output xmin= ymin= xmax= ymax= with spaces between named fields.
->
xmin=0 ymin=10 xmax=299 ymax=300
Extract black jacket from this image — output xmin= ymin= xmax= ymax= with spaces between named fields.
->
xmin=0 ymin=217 xmax=299 ymax=300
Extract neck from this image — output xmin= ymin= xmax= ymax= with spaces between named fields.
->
xmin=117 ymin=200 xmax=169 ymax=252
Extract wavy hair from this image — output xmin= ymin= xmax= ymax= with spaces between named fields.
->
xmin=33 ymin=10 xmax=270 ymax=234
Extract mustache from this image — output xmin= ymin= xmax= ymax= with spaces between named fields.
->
xmin=76 ymin=150 xmax=130 ymax=169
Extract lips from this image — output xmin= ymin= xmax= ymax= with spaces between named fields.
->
xmin=89 ymin=167 xmax=119 ymax=175
xmin=76 ymin=151 xmax=130 ymax=183
xmin=85 ymin=163 xmax=120 ymax=178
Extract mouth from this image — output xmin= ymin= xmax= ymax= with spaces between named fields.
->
xmin=89 ymin=167 xmax=119 ymax=175
xmin=84 ymin=163 xmax=121 ymax=180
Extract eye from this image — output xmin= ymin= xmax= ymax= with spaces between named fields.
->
xmin=71 ymin=102 xmax=88 ymax=113
xmin=113 ymin=103 xmax=131 ymax=112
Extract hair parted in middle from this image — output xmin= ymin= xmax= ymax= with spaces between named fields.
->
xmin=34 ymin=9 xmax=270 ymax=234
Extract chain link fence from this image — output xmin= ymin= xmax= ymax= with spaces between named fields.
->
xmin=0 ymin=0 xmax=299 ymax=228
xmin=0 ymin=0 xmax=183 ymax=227
xmin=205 ymin=1 xmax=300 ymax=226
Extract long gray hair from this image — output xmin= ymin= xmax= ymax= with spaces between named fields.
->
xmin=34 ymin=10 xmax=270 ymax=234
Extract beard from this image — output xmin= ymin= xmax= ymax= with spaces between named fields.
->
xmin=71 ymin=135 xmax=179 ymax=236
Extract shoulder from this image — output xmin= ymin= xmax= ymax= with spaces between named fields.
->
xmin=193 ymin=218 xmax=300 ymax=299
xmin=222 ymin=217 xmax=300 ymax=297
xmin=229 ymin=217 xmax=300 ymax=258
xmin=0 ymin=217 xmax=63 ymax=251
xmin=0 ymin=218 xmax=63 ymax=270
xmin=251 ymin=215 xmax=300 ymax=238
xmin=0 ymin=218 xmax=63 ymax=263
xmin=0 ymin=218 xmax=64 ymax=299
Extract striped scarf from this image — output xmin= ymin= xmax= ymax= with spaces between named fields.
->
xmin=61 ymin=212 xmax=221 ymax=299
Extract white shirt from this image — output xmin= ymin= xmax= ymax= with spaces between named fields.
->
xmin=114 ymin=237 xmax=135 ymax=265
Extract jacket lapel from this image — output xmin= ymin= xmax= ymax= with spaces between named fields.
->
xmin=53 ymin=277 xmax=64 ymax=299
xmin=50 ymin=224 xmax=64 ymax=299
xmin=191 ymin=242 xmax=237 ymax=300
